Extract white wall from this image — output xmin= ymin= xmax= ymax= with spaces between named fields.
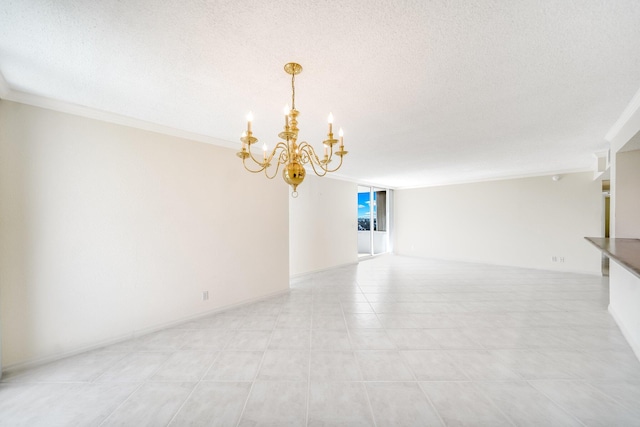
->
xmin=395 ymin=172 xmax=602 ymax=274
xmin=607 ymin=92 xmax=640 ymax=362
xmin=609 ymin=261 xmax=640 ymax=360
xmin=615 ymin=149 xmax=640 ymax=238
xmin=0 ymin=100 xmax=289 ymax=368
xmin=289 ymin=175 xmax=358 ymax=276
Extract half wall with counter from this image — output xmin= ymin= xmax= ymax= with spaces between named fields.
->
xmin=586 ymin=237 xmax=640 ymax=360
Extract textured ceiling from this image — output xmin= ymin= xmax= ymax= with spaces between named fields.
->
xmin=1 ymin=0 xmax=640 ymax=187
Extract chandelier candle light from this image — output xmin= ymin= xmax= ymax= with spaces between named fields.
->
xmin=237 ymin=63 xmax=347 ymax=197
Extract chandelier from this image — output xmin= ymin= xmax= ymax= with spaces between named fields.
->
xmin=237 ymin=63 xmax=347 ymax=197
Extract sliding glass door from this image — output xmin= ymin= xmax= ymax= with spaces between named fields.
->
xmin=358 ymin=186 xmax=390 ymax=256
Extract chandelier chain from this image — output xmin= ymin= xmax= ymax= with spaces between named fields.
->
xmin=291 ymin=72 xmax=296 ymax=110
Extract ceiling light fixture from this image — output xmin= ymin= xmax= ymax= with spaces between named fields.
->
xmin=237 ymin=63 xmax=348 ymax=197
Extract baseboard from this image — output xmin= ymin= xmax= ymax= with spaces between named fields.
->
xmin=1 ymin=288 xmax=289 ymax=376
xmin=609 ymin=304 xmax=640 ymax=363
xmin=289 ymin=261 xmax=359 ymax=280
xmin=395 ymin=252 xmax=602 ymax=276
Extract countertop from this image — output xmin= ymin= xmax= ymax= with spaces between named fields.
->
xmin=585 ymin=237 xmax=640 ymax=279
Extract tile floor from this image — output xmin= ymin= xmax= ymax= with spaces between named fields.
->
xmin=2 ymin=255 xmax=640 ymax=426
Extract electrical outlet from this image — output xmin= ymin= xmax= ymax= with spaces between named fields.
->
xmin=552 ymin=256 xmax=558 ymax=262
xmin=202 ymin=291 xmax=209 ymax=301
xmin=559 ymin=257 xmax=565 ymax=263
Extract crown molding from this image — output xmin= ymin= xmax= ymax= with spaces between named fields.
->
xmin=1 ymin=88 xmax=239 ymax=150
xmin=323 ymin=172 xmax=397 ymax=190
xmin=605 ymin=85 xmax=640 ymax=149
xmin=0 ymin=70 xmax=9 ymax=98
xmin=395 ymin=167 xmax=593 ymax=190
xmin=0 ymin=82 xmax=612 ymax=192
xmin=0 ymin=87 xmax=396 ymax=190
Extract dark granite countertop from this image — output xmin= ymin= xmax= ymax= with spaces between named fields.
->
xmin=585 ymin=237 xmax=640 ymax=279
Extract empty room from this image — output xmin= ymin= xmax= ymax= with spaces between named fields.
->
xmin=1 ymin=1 xmax=640 ymax=426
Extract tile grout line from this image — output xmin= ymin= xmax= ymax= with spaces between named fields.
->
xmin=97 ymin=381 xmax=147 ymax=426
xmin=525 ymin=380 xmax=588 ymax=427
xmin=162 ymin=340 xmax=227 ymax=424
xmin=146 ymin=331 xmax=223 ymax=426
xmin=468 ymin=381 xmax=518 ymax=427
xmin=5 ymin=258 xmax=638 ymax=425
xmin=97 ymin=339 xmax=180 ymax=425
xmin=360 ymin=380 xmax=379 ymax=427
xmin=234 ymin=296 xmax=284 ymax=427
xmin=581 ymin=379 xmax=640 ymax=414
xmin=163 ymin=381 xmax=200 ymax=426
xmin=400 ymin=337 xmax=448 ymax=427
xmin=305 ymin=290 xmax=314 ymax=427
xmin=352 ymin=278 xmax=379 ymax=427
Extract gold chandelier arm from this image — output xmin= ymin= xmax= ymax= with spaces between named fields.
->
xmin=299 ymin=144 xmax=330 ymax=177
xmin=299 ymin=141 xmax=330 ymax=167
xmin=251 ymin=142 xmax=289 ymax=167
xmin=263 ymin=159 xmax=282 ymax=179
xmin=242 ymin=141 xmax=290 ymax=175
xmin=322 ymin=152 xmax=345 ymax=173
xmin=263 ymin=144 xmax=289 ymax=179
xmin=318 ymin=142 xmax=345 ymax=173
xmin=296 ymin=141 xmax=316 ymax=164
xmin=308 ymin=160 xmax=329 ymax=177
xmin=243 ymin=145 xmax=275 ymax=175
xmin=242 ymin=157 xmax=268 ymax=174
xmin=246 ymin=146 xmax=266 ymax=168
xmin=292 ymin=141 xmax=309 ymax=166
xmin=272 ymin=142 xmax=290 ymax=163
xmin=277 ymin=145 xmax=290 ymax=164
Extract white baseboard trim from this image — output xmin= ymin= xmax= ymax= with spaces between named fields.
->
xmin=289 ymin=261 xmax=359 ymax=280
xmin=609 ymin=304 xmax=640 ymax=363
xmin=395 ymin=252 xmax=602 ymax=277
xmin=1 ymin=288 xmax=289 ymax=376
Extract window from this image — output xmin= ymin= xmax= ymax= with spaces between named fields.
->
xmin=358 ymin=186 xmax=390 ymax=256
